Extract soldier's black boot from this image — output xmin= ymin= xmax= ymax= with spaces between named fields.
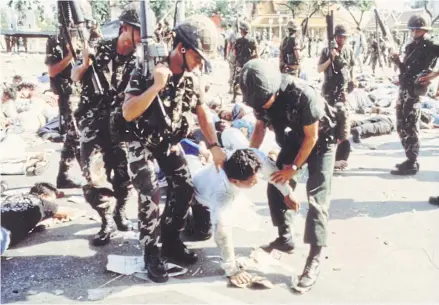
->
xmin=261 ymin=225 xmax=295 ymax=254
xmin=184 ymin=204 xmax=212 ymax=241
xmin=144 ymin=246 xmax=169 ymax=283
xmin=56 ymin=162 xmax=81 ymax=189
xmin=429 ymin=196 xmax=439 ymax=206
xmin=294 ymin=245 xmax=322 ymax=293
xmin=394 ymin=159 xmax=410 ymax=170
xmin=93 ymin=210 xmax=117 ymax=246
xmin=114 ymin=199 xmax=133 ymax=232
xmin=390 ymin=160 xmax=419 ymax=176
xmin=162 ymin=230 xmax=198 ymax=265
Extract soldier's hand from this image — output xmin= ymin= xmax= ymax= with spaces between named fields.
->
xmin=284 ymin=193 xmax=300 ymax=212
xmin=210 ymin=145 xmax=226 ymax=172
xmin=153 ymin=64 xmax=172 ymax=91
xmin=331 ymin=49 xmax=339 ymax=60
xmin=82 ymin=41 xmax=95 ymax=68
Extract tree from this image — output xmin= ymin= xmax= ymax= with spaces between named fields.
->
xmin=339 ymin=0 xmax=373 ymax=28
xmin=276 ymin=0 xmax=305 ymax=19
xmin=91 ymin=0 xmax=110 ymax=24
xmin=7 ymin=0 xmax=44 ymax=24
xmin=150 ymin=0 xmax=173 ymax=20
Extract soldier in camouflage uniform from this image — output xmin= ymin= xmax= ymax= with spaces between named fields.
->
xmin=225 ymin=22 xmax=237 ymax=93
xmin=390 ymin=14 xmax=439 ymax=175
xmin=122 ymin=15 xmax=226 ymax=283
xmin=231 ymin=21 xmax=258 ymax=103
xmin=45 ymin=28 xmax=82 ymax=189
xmin=318 ymin=24 xmax=355 ymax=106
xmin=71 ymin=8 xmax=141 ymax=246
xmin=280 ymin=20 xmax=301 ymax=77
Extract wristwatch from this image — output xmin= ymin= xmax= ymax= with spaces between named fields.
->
xmin=207 ymin=142 xmax=220 ymax=149
xmin=292 ymin=165 xmax=299 ymax=171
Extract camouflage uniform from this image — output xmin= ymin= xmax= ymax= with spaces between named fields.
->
xmin=232 ymin=32 xmax=257 ymax=102
xmin=280 ymin=34 xmax=300 ymax=76
xmin=45 ymin=35 xmax=81 ymax=188
xmin=394 ymin=37 xmax=439 ymax=168
xmin=125 ymin=66 xmax=203 ymax=250
xmin=74 ymin=38 xmax=136 ymax=243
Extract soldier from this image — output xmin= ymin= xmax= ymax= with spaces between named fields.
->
xmin=353 ymin=27 xmax=367 ymax=73
xmin=317 ymin=24 xmax=355 ymax=106
xmin=240 ymin=59 xmax=338 ymax=293
xmin=389 ymin=14 xmax=439 ymax=175
xmin=225 ymin=22 xmax=237 ymax=93
xmin=279 ymin=19 xmax=301 ymax=76
xmin=122 ymin=15 xmax=226 ymax=283
xmin=71 ymin=8 xmax=141 ymax=246
xmin=231 ymin=20 xmax=258 ymax=103
xmin=45 ymin=25 xmax=82 ymax=189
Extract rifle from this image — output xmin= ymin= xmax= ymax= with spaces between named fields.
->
xmin=58 ymin=0 xmax=103 ymax=95
xmin=138 ymin=0 xmax=170 ymax=126
xmin=326 ymin=10 xmax=336 ymax=77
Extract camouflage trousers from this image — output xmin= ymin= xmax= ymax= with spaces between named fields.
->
xmin=396 ymin=89 xmax=421 ymax=162
xmin=77 ymin=113 xmax=131 ymax=213
xmin=127 ymin=140 xmax=194 ymax=249
xmin=58 ymin=95 xmax=80 ymax=175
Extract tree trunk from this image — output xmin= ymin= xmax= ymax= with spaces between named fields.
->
xmin=346 ymin=7 xmax=359 ymax=27
xmin=424 ymin=1 xmax=433 ymax=19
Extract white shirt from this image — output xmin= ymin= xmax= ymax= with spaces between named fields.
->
xmin=220 ymin=127 xmax=249 ymax=151
xmin=190 ymin=149 xmax=292 ymax=276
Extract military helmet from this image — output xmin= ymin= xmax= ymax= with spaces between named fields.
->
xmin=286 ymin=19 xmax=299 ymax=30
xmin=174 ymin=15 xmax=219 ymax=63
xmin=334 ymin=24 xmax=349 ymax=37
xmin=119 ymin=6 xmax=140 ymax=28
xmin=407 ymin=14 xmax=431 ymax=31
xmin=239 ymin=20 xmax=250 ymax=32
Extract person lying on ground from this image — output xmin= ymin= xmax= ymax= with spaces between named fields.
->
xmin=0 ymin=182 xmax=72 ymax=254
xmin=187 ymin=148 xmax=299 ymax=285
xmin=350 ymin=115 xmax=395 ymax=143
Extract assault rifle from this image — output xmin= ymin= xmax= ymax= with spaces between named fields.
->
xmin=138 ymin=0 xmax=170 ymax=125
xmin=58 ymin=0 xmax=103 ymax=95
xmin=326 ymin=10 xmax=336 ymax=77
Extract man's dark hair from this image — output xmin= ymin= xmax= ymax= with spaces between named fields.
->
xmin=215 ymin=119 xmax=229 ymax=132
xmin=16 ymin=82 xmax=35 ymax=92
xmin=29 ymin=182 xmax=58 ymax=197
xmin=3 ymin=87 xmax=16 ymax=100
xmin=223 ymin=149 xmax=261 ymax=181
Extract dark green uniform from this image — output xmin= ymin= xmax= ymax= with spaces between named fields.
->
xmin=254 ymin=75 xmax=336 ymax=248
xmin=396 ymin=38 xmax=439 ymax=164
xmin=45 ymin=35 xmax=81 ymax=185
xmin=74 ymin=38 xmax=135 ymax=238
xmin=125 ymin=64 xmax=203 ymax=252
xmin=280 ymin=35 xmax=300 ymax=76
xmin=318 ymin=44 xmax=355 ymax=106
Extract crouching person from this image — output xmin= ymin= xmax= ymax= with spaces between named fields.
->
xmin=189 ymin=148 xmax=298 ymax=285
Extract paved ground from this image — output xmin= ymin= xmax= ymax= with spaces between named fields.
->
xmin=1 ymin=54 xmax=439 ymax=304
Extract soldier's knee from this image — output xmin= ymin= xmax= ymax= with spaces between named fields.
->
xmin=131 ymin=165 xmax=157 ymax=195
xmin=83 ymin=185 xmax=115 ymax=211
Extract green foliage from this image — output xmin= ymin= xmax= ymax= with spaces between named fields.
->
xmin=150 ymin=0 xmax=173 ymax=20
xmin=91 ymin=0 xmax=110 ymax=23
xmin=7 ymin=0 xmax=44 ymax=23
xmin=338 ymin=0 xmax=373 ymax=26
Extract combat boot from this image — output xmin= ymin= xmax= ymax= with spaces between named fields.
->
xmin=351 ymin=127 xmax=361 ymax=143
xmin=144 ymin=246 xmax=169 ymax=283
xmin=161 ymin=231 xmax=198 ymax=265
xmin=261 ymin=225 xmax=295 ymax=254
xmin=294 ymin=251 xmax=321 ymax=293
xmin=93 ymin=211 xmax=117 ymax=246
xmin=56 ymin=162 xmax=82 ymax=189
xmin=428 ymin=196 xmax=439 ymax=206
xmin=394 ymin=159 xmax=410 ymax=170
xmin=114 ymin=198 xmax=133 ymax=232
xmin=390 ymin=160 xmax=419 ymax=176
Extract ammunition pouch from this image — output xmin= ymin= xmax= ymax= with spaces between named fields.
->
xmin=109 ymin=107 xmax=134 ymax=143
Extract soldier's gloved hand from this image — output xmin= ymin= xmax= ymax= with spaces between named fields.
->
xmin=153 ymin=63 xmax=172 ymax=91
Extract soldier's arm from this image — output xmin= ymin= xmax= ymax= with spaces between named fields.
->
xmin=47 ymin=53 xmax=73 ymax=78
xmin=317 ymin=48 xmax=332 ymax=73
xmin=249 ymin=119 xmax=266 ymax=149
xmin=196 ymin=104 xmax=220 ymax=146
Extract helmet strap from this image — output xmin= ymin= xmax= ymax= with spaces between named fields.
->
xmin=180 ymin=46 xmax=188 ymax=71
xmin=131 ymin=26 xmax=135 ymax=48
